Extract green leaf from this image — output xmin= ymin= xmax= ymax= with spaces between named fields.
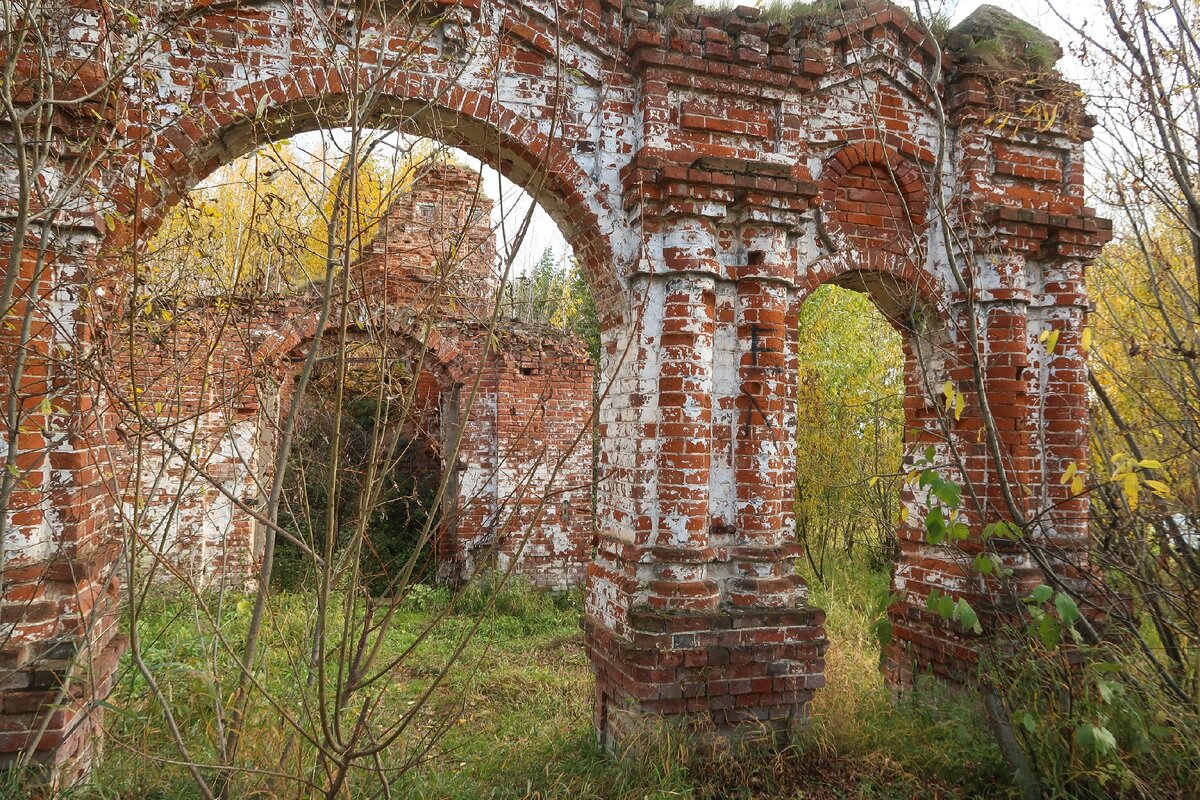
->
xmin=949 ymin=522 xmax=970 ymax=542
xmin=1055 ymin=591 xmax=1080 ymax=628
xmin=1031 ymin=584 xmax=1053 ymax=604
xmin=1074 ymin=724 xmax=1117 ymax=756
xmin=973 ymin=554 xmax=995 ymax=576
xmin=955 ymin=598 xmax=981 ymax=634
xmin=926 ymin=589 xmax=954 ymax=619
xmin=932 ymin=480 xmax=962 ymax=509
xmin=1019 ymin=712 xmax=1037 ymax=733
xmin=873 ymin=617 xmax=893 ymax=646
xmin=95 ymin=699 xmax=145 ymax=721
xmin=1037 ymin=613 xmax=1061 ymax=648
xmin=925 ymin=506 xmax=946 ymax=545
xmin=924 ymin=444 xmax=936 ymax=462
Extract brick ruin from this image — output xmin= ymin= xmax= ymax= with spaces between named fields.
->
xmin=0 ymin=0 xmax=1112 ymax=783
xmin=116 ymin=162 xmax=595 ymax=590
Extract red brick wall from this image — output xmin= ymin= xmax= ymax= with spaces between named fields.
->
xmin=0 ymin=0 xmax=1111 ymax=780
xmin=351 ymin=162 xmax=498 ymax=321
xmin=110 ymin=303 xmax=275 ymax=587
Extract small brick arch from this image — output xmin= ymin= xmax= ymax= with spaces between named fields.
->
xmin=807 ymin=141 xmax=944 ymax=322
xmin=264 ymin=310 xmax=466 ymax=388
xmin=821 ymin=142 xmax=929 ymax=248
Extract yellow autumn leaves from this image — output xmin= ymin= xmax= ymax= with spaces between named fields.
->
xmin=144 ymin=140 xmax=427 ymax=296
xmin=1058 ymin=456 xmax=1170 ymax=510
xmin=794 ymin=285 xmax=906 ymax=547
xmin=942 ymin=380 xmax=965 ymax=422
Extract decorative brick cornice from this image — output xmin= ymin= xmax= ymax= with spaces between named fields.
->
xmin=983 ymin=205 xmax=1114 ymax=259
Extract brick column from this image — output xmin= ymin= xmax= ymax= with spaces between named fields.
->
xmin=647 ymin=275 xmax=719 ymax=611
xmin=727 ymin=276 xmax=805 ymax=609
xmin=1030 ymin=250 xmax=1100 ymax=596
xmin=0 ymin=229 xmax=124 ymax=785
xmin=585 ymin=235 xmax=825 ymax=751
xmin=0 ymin=9 xmax=124 ymax=781
xmin=886 ymin=265 xmax=1039 ymax=683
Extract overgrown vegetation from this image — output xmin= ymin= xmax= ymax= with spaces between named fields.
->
xmin=276 ymin=386 xmax=442 ymax=593
xmin=35 ymin=562 xmax=1016 ymax=800
xmin=6 ymin=0 xmax=1200 ymax=795
xmin=795 ymin=285 xmax=905 ymax=578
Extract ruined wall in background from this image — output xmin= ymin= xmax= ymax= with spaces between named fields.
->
xmin=450 ymin=324 xmax=594 ymax=589
xmin=110 ymin=302 xmax=280 ymax=588
xmin=111 ymin=163 xmax=595 ymax=591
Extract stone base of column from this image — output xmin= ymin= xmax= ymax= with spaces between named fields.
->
xmin=0 ymin=629 xmax=126 ymax=789
xmin=884 ymin=606 xmax=981 ymax=688
xmin=584 ymin=606 xmax=827 ymax=752
xmin=884 ymin=568 xmax=1113 ymax=690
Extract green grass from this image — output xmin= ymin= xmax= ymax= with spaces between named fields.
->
xmin=32 ymin=562 xmax=1015 ymax=799
xmin=796 ymin=558 xmax=1010 ymax=798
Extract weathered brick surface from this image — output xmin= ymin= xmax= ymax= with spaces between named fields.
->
xmin=0 ymin=0 xmax=1112 ymax=781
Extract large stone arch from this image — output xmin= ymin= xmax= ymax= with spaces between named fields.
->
xmin=107 ymin=73 xmax=630 ymax=330
xmin=0 ymin=0 xmax=1113 ymax=784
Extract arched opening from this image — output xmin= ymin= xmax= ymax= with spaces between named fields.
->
xmin=99 ymin=117 xmax=606 ymax=794
xmin=792 ymin=280 xmax=908 ymax=738
xmin=114 ymin=87 xmax=627 ymax=331
xmin=788 ymin=269 xmax=1007 ymax=769
xmin=794 ymin=282 xmax=905 ymax=587
xmin=272 ymin=330 xmax=456 ymax=593
xmin=116 ymin=126 xmax=600 ymax=589
xmin=782 ymin=144 xmax=1015 ymax=770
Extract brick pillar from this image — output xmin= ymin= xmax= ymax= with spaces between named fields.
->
xmin=585 ymin=237 xmax=826 ymax=751
xmin=727 ymin=277 xmax=805 ymax=609
xmin=886 ymin=256 xmax=1048 ymax=685
xmin=1030 ymin=253 xmax=1094 ymax=595
xmin=0 ymin=230 xmax=124 ymax=785
xmin=647 ymin=275 xmax=719 ymax=611
xmin=0 ymin=7 xmax=124 ymax=779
